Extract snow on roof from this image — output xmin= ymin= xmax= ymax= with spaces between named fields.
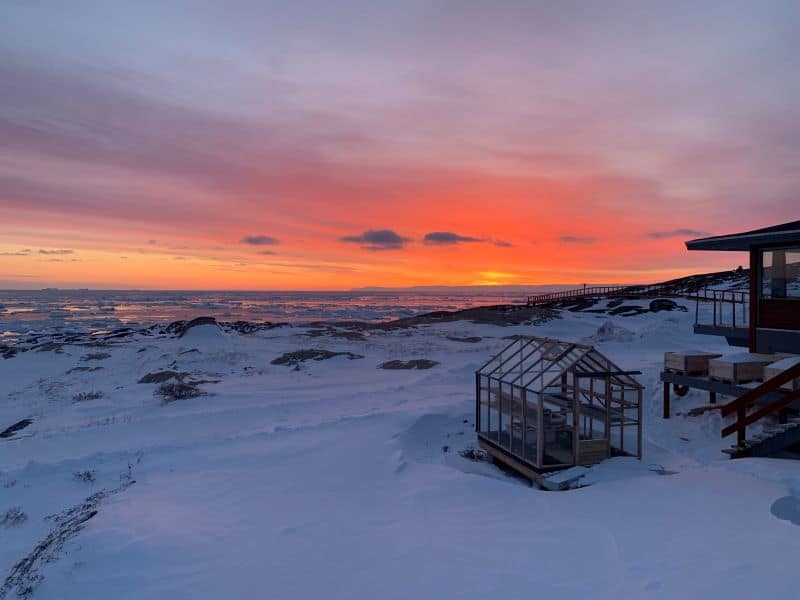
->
xmin=710 ymin=353 xmax=777 ymax=364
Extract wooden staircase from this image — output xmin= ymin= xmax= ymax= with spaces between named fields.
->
xmin=720 ymin=362 xmax=800 ymax=458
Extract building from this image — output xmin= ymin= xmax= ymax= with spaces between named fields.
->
xmin=660 ymin=220 xmax=800 ymax=458
xmin=686 ymin=220 xmax=800 ymax=353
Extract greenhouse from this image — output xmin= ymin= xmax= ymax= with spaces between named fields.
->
xmin=475 ymin=336 xmax=643 ymax=479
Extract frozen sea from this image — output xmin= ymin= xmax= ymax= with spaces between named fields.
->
xmin=0 ymin=289 xmax=541 ymax=329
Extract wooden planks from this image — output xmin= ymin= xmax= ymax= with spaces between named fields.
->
xmin=578 ymin=439 xmax=608 ymax=466
xmin=709 ymin=353 xmax=775 ymax=384
xmin=664 ymin=351 xmax=722 ymax=376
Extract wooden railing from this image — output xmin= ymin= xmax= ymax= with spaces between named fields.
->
xmin=527 ymin=283 xmax=697 ymax=306
xmin=527 ymin=286 xmax=627 ymax=305
xmin=692 ymin=288 xmax=749 ymax=329
xmin=721 ymin=362 xmax=800 ymax=446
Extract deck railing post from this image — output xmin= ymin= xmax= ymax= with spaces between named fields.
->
xmin=475 ymin=372 xmax=481 ymax=433
xmin=498 ymin=379 xmax=504 ymax=448
xmin=637 ymin=388 xmax=643 ymax=459
xmin=521 ymin=385 xmax=527 ymax=460
xmin=573 ymin=371 xmax=580 ymax=465
xmin=605 ymin=378 xmax=612 ymax=457
xmin=713 ymin=293 xmax=717 ymax=327
xmin=536 ymin=390 xmax=544 ymax=468
xmin=737 ymin=406 xmax=746 ymax=447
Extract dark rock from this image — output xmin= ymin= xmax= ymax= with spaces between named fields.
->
xmin=81 ymin=352 xmax=111 ymax=361
xmin=138 ymin=370 xmax=187 ymax=384
xmin=271 ymin=349 xmax=365 ymax=367
xmin=72 ymin=470 xmax=96 ymax=484
xmin=458 ymin=447 xmax=488 ymax=462
xmin=225 ymin=321 xmax=287 ymax=334
xmin=1 ymin=507 xmax=27 ymax=527
xmin=34 ymin=342 xmax=63 ymax=353
xmin=305 ymin=327 xmax=367 ymax=341
xmin=0 ymin=418 xmax=34 ymax=439
xmin=608 ymin=305 xmax=649 ymax=317
xmin=379 ymin=359 xmax=439 ymax=370
xmin=446 ymin=336 xmax=482 ymax=343
xmin=72 ymin=391 xmax=104 ymax=402
xmin=649 ymin=298 xmax=687 ymax=313
xmin=67 ymin=366 xmax=103 ymax=374
xmin=156 ymin=382 xmax=204 ymax=403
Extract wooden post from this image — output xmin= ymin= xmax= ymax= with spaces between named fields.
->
xmin=637 ymin=388 xmax=643 ymax=459
xmin=737 ymin=406 xmax=746 ymax=447
xmin=497 ymin=378 xmax=503 ymax=446
xmin=486 ymin=376 xmax=491 ymax=436
xmin=749 ymin=249 xmax=758 ymax=352
xmin=573 ymin=371 xmax=580 ymax=466
xmin=475 ymin=373 xmax=481 ymax=432
xmin=521 ymin=386 xmax=527 ymax=460
xmin=605 ymin=378 xmax=611 ymax=457
xmin=663 ymin=381 xmax=670 ymax=419
xmin=617 ymin=383 xmax=624 ymax=454
xmin=709 ymin=391 xmax=716 ymax=405
xmin=536 ymin=392 xmax=544 ymax=468
xmin=713 ymin=295 xmax=717 ymax=327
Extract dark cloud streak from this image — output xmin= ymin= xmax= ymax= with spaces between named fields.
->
xmin=339 ymin=230 xmax=410 ymax=250
xmin=560 ymin=235 xmax=596 ymax=244
xmin=647 ymin=229 xmax=709 ymax=239
xmin=423 ymin=232 xmax=483 ymax=245
xmin=242 ymin=235 xmax=279 ymax=246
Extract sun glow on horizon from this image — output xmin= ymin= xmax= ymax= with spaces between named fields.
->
xmin=1 ymin=2 xmax=795 ymax=289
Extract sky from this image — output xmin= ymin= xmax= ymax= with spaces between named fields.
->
xmin=1 ymin=1 xmax=798 ymax=290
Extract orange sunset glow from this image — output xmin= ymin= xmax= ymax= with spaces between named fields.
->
xmin=2 ymin=2 xmax=797 ymax=289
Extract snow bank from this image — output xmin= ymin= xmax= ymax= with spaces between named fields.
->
xmin=1 ymin=296 xmax=797 ymax=599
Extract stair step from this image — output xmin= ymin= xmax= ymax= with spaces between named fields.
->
xmin=763 ymin=425 xmax=793 ymax=434
xmin=770 ymin=423 xmax=798 ymax=433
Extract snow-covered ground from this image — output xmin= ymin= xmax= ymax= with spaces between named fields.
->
xmin=2 ymin=298 xmax=799 ymax=599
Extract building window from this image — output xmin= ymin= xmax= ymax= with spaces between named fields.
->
xmin=761 ymin=249 xmax=800 ymax=299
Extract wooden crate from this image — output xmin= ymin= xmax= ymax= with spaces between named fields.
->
xmin=764 ymin=357 xmax=800 ymax=391
xmin=578 ymin=439 xmax=609 ymax=466
xmin=664 ymin=351 xmax=722 ymax=376
xmin=708 ymin=354 xmax=775 ymax=384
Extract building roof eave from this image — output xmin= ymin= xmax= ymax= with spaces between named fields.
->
xmin=686 ymin=220 xmax=800 ymax=251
